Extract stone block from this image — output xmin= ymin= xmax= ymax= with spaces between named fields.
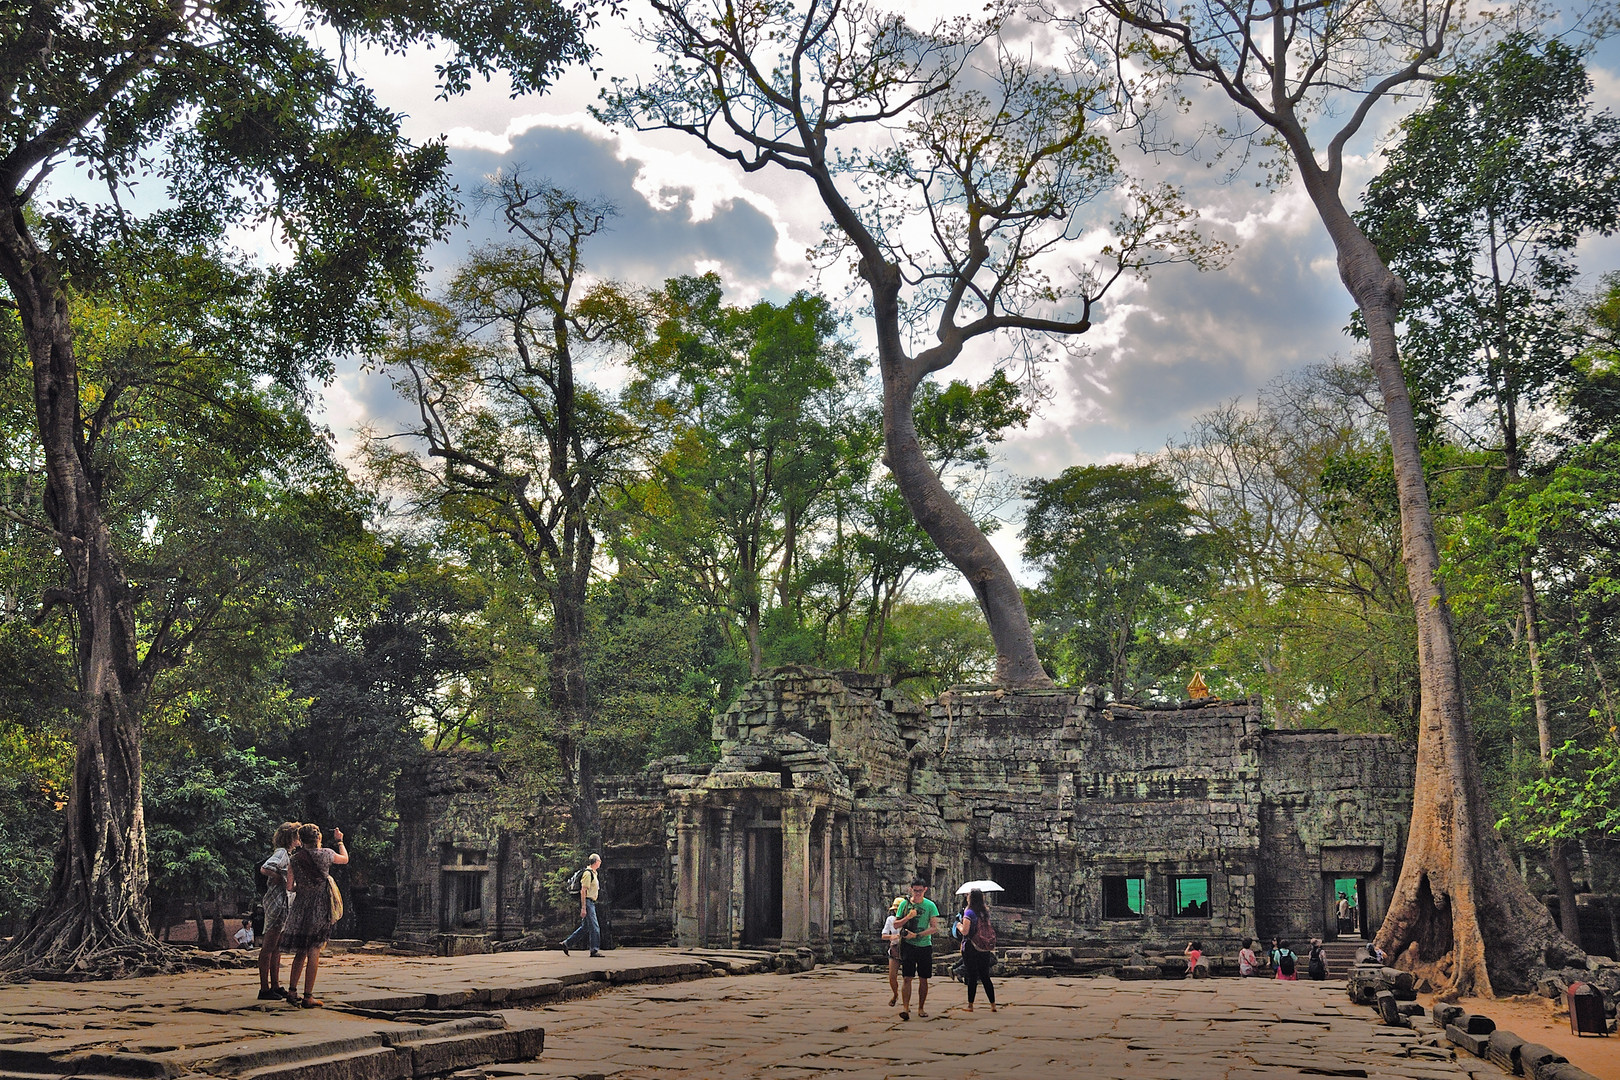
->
xmin=1446 ymin=1025 xmax=1490 ymax=1058
xmin=1432 ymin=1003 xmax=1464 ymax=1029
xmin=1375 ymin=991 xmax=1406 ymax=1027
xmin=503 ymin=981 xmax=562 ymax=1004
xmin=235 ymin=1047 xmax=410 ymax=1080
xmin=340 ymin=996 xmax=430 ymax=1012
xmin=1533 ymin=1065 xmax=1603 ymax=1080
xmin=1452 ymin=1012 xmax=1495 ymax=1035
xmin=1518 ymin=1044 xmax=1566 ymax=1078
xmin=1485 ymin=1029 xmax=1524 ymax=1073
xmin=407 ymin=1031 xmax=519 ymax=1077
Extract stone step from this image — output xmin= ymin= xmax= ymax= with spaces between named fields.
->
xmin=0 ymin=1050 xmax=177 ymax=1079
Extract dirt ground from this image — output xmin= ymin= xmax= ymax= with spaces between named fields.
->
xmin=1424 ymin=992 xmax=1620 ymax=1078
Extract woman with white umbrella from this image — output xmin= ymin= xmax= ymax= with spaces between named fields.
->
xmin=955 ymin=881 xmax=1000 ymax=1013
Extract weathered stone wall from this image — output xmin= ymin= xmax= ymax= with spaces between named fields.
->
xmin=1256 ymin=731 xmax=1414 ymax=943
xmin=397 ymin=667 xmax=1416 ymax=964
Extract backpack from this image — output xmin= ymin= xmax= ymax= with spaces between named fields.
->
xmin=1279 ymin=951 xmax=1296 ymax=976
xmin=949 ymin=909 xmax=967 ymax=943
xmin=566 ymin=866 xmax=588 ymax=893
xmin=966 ymin=910 xmax=997 ymax=953
xmin=1308 ymin=945 xmax=1327 ymax=979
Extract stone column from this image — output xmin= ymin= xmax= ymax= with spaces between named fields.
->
xmin=821 ymin=813 xmax=834 ymax=948
xmin=782 ymin=799 xmax=813 ymax=947
xmin=714 ymin=804 xmax=735 ymax=948
xmin=676 ymin=805 xmax=703 ymax=947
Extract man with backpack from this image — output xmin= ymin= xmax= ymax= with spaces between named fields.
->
xmin=561 ymin=854 xmax=602 ymax=957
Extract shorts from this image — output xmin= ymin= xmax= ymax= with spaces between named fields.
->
xmin=900 ymin=942 xmax=933 ymax=979
xmin=887 ymin=943 xmax=900 ymax=961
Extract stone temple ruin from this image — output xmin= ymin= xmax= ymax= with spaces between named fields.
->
xmin=395 ymin=667 xmax=1414 ymax=960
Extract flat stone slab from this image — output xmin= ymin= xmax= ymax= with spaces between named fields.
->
xmin=0 ymin=948 xmax=724 ymax=1080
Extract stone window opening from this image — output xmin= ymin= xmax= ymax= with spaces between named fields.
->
xmin=1171 ymin=875 xmax=1211 ymax=918
xmin=988 ymin=863 xmax=1035 ymax=907
xmin=1102 ymin=875 xmax=1145 ymax=919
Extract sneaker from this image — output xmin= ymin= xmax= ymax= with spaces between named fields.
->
xmin=258 ymin=988 xmax=281 ymax=1001
xmin=589 ymin=951 xmax=601 ymax=957
xmin=561 ymin=942 xmax=570 ymax=956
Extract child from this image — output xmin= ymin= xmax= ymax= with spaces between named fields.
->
xmin=1238 ymin=937 xmax=1258 ymax=977
xmin=1272 ymin=939 xmax=1298 ymax=980
xmin=881 ymin=897 xmax=904 ymax=1007
xmin=1183 ymin=940 xmax=1202 ymax=979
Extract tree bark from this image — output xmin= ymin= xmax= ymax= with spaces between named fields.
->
xmin=1295 ymin=171 xmax=1571 ymax=994
xmin=0 ymin=204 xmax=163 ymax=975
xmin=860 ymin=261 xmax=1052 ymax=688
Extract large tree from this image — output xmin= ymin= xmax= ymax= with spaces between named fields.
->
xmin=1355 ymin=34 xmax=1620 ymax=946
xmin=0 ymin=0 xmax=596 ymax=972
xmin=372 ymin=180 xmax=646 ymax=847
xmin=1082 ymin=0 xmax=1577 ymax=991
xmin=1024 ymin=463 xmax=1215 ymax=701
xmin=599 ymin=0 xmax=1217 ymax=686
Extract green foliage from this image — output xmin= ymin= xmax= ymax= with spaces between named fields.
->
xmin=1023 ymin=463 xmax=1215 ymax=700
xmin=1356 ymin=34 xmax=1620 ymax=430
xmin=143 ymin=726 xmax=298 ymax=903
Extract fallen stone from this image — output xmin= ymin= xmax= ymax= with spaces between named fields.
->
xmin=1518 ymin=1041 xmax=1564 ymax=1077
xmin=1484 ymin=1029 xmax=1524 ymax=1073
xmin=1432 ymin=1003 xmax=1464 ymax=1029
xmin=1446 ymin=1024 xmax=1489 ymax=1058
xmin=1533 ymin=1064 xmax=1604 ymax=1080
xmin=1452 ymin=1012 xmax=1496 ymax=1036
xmin=231 ymin=1046 xmax=409 ymax=1080
xmin=404 ymin=1031 xmax=518 ymax=1077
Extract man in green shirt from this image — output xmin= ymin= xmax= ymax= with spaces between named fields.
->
xmin=895 ymin=878 xmax=940 ymax=1020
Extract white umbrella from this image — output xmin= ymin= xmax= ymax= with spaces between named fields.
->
xmin=956 ymin=879 xmax=1004 ymax=895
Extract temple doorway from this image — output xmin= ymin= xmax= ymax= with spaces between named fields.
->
xmin=743 ymin=827 xmax=783 ymax=944
xmin=1328 ymin=875 xmax=1367 ymax=939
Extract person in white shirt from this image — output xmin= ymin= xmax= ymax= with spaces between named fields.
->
xmin=234 ymin=921 xmax=255 ymax=948
xmin=881 ymin=897 xmax=903 ymax=1007
xmin=257 ymin=821 xmax=300 ymax=1001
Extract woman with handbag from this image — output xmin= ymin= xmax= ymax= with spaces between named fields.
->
xmin=281 ymin=824 xmax=349 ymax=1007
xmin=955 ymin=888 xmax=997 ymax=1013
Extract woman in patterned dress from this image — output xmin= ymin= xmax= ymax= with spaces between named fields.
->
xmin=281 ymin=824 xmax=349 ymax=1007
xmin=257 ymin=821 xmax=301 ymax=1000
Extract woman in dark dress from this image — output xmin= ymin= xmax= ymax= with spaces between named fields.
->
xmin=281 ymin=824 xmax=348 ymax=1007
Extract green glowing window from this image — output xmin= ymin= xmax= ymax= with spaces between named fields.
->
xmin=1171 ymin=875 xmax=1211 ymax=918
xmin=1102 ymin=875 xmax=1144 ymax=918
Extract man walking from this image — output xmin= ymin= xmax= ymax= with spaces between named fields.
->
xmin=562 ymin=854 xmax=602 ymax=957
xmin=895 ymin=878 xmax=939 ymax=1020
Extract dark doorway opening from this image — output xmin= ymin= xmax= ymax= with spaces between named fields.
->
xmin=743 ymin=827 xmax=783 ymax=944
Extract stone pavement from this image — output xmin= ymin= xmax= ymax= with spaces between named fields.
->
xmin=0 ymin=948 xmax=755 ymax=1080
xmin=494 ymin=968 xmax=1500 ymax=1080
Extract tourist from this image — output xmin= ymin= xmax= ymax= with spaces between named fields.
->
xmin=257 ymin=821 xmax=300 ymax=1001
xmin=234 ymin=920 xmax=254 ymax=948
xmin=1337 ymin=894 xmax=1351 ymax=934
xmin=882 ymin=897 xmax=904 ymax=1007
xmin=1307 ymin=938 xmax=1327 ymax=980
xmin=282 ymin=824 xmax=349 ymax=1007
xmin=562 ymin=853 xmax=602 ymax=957
xmin=895 ymin=878 xmax=939 ymax=1020
xmin=956 ymin=889 xmax=996 ymax=1012
xmin=1348 ymin=896 xmax=1359 ymax=934
xmin=1183 ymin=939 xmax=1202 ymax=979
xmin=1271 ymin=939 xmax=1298 ymax=980
xmin=1238 ymin=937 xmax=1258 ymax=977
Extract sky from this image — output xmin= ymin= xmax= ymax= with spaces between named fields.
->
xmin=314 ymin=4 xmax=1620 ymax=582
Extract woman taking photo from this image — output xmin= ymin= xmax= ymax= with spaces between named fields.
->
xmin=955 ymin=888 xmax=997 ymax=1013
xmin=281 ymin=824 xmax=348 ymax=1007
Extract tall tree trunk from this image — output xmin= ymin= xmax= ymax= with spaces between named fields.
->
xmin=1299 ymin=172 xmax=1572 ymax=995
xmin=861 ymin=261 xmax=1052 ymax=688
xmin=548 ymin=550 xmax=598 ymax=851
xmin=0 ymin=206 xmax=161 ymax=975
xmin=1522 ymin=567 xmax=1582 ymax=946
